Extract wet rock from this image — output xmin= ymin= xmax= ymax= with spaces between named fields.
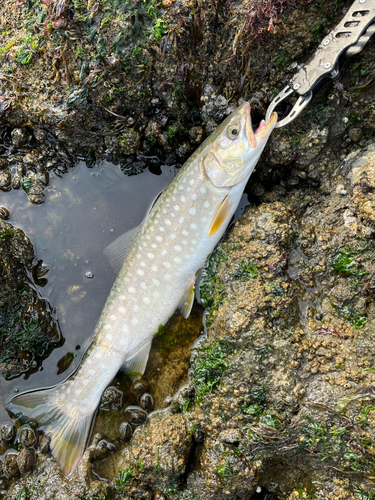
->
xmin=118 ymin=128 xmax=140 ymax=155
xmin=139 ymin=393 xmax=154 ymax=411
xmin=3 ymin=452 xmax=19 ymax=479
xmin=0 ymin=221 xmax=60 ymax=378
xmin=1 ymin=423 xmax=15 ymax=442
xmin=11 ymin=128 xmax=28 ymax=148
xmin=0 ymin=207 xmax=10 ymax=220
xmin=124 ymin=406 xmax=147 ymax=426
xmin=119 ymin=422 xmax=133 ymax=443
xmin=17 ymin=448 xmax=36 ymax=475
xmin=348 ymin=127 xmax=362 ymax=143
xmin=0 ymin=158 xmax=8 ymax=171
xmin=100 ymin=386 xmax=123 ymax=411
xmin=19 ymin=426 xmax=37 ymax=448
xmin=39 ymin=434 xmax=50 ymax=454
xmin=0 ymin=170 xmax=11 ymax=190
xmin=92 ymin=439 xmax=117 ymax=461
xmin=219 ymin=429 xmax=242 ymax=446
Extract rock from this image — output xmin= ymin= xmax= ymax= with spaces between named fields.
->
xmin=0 ymin=158 xmax=8 ymax=171
xmin=139 ymin=393 xmax=154 ymax=411
xmin=0 ymin=170 xmax=11 ymax=190
xmin=17 ymin=448 xmax=36 ymax=475
xmin=0 ymin=207 xmax=10 ymax=220
xmin=100 ymin=386 xmax=123 ymax=411
xmin=3 ymin=452 xmax=19 ymax=479
xmin=19 ymin=426 xmax=37 ymax=448
xmin=1 ymin=423 xmax=15 ymax=442
xmin=11 ymin=128 xmax=28 ymax=147
xmin=124 ymin=406 xmax=147 ymax=426
xmin=119 ymin=422 xmax=133 ymax=443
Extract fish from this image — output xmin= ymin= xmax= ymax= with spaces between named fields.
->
xmin=6 ymin=102 xmax=277 ymax=475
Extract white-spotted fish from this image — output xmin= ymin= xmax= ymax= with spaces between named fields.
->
xmin=6 ymin=103 xmax=277 ymax=475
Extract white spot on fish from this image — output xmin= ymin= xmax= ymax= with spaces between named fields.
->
xmin=104 ymin=324 xmax=112 ymax=330
xmin=189 ymin=207 xmax=196 ymax=216
xmin=119 ymin=306 xmax=126 ymax=314
xmin=192 ymin=240 xmax=197 ymax=244
xmin=137 ymin=269 xmax=145 ymax=276
xmin=191 ymin=193 xmax=197 ymax=201
xmin=95 ymin=351 xmax=101 ymax=359
xmin=174 ymin=205 xmax=180 ymax=211
xmin=151 ymin=244 xmax=157 ymax=249
xmin=128 ymin=287 xmax=135 ymax=294
xmin=143 ymin=297 xmax=150 ymax=304
xmin=165 ymin=219 xmax=171 ymax=226
xmin=164 ymin=274 xmax=171 ymax=281
xmin=106 ymin=333 xmax=113 ymax=341
xmin=75 ymin=389 xmax=81 ymax=396
xmin=201 ymin=217 xmax=208 ymax=223
xmin=174 ymin=257 xmax=181 ymax=263
xmin=122 ymin=325 xmax=128 ymax=333
xmin=174 ymin=245 xmax=182 ymax=252
xmin=170 ymin=234 xmax=176 ymax=240
xmin=66 ymin=403 xmax=73 ymax=410
xmin=179 ymin=217 xmax=184 ymax=224
xmin=152 ymin=265 xmax=158 ymax=272
xmin=153 ymin=278 xmax=160 ymax=286
xmin=119 ymin=295 xmax=126 ymax=300
xmin=147 ymin=253 xmax=154 ymax=259
xmin=190 ymin=223 xmax=197 ymax=229
xmin=159 ymin=227 xmax=165 ymax=232
xmin=134 ymin=305 xmax=139 ymax=312
xmin=204 ymin=201 xmax=210 ymax=208
xmin=141 ymin=282 xmax=147 ymax=289
xmin=200 ymin=187 xmax=206 ymax=194
xmin=99 ymin=363 xmax=106 ymax=370
xmin=161 ymin=249 xmax=167 ymax=256
xmin=132 ymin=317 xmax=139 ymax=325
xmin=156 ymin=236 xmax=163 ymax=242
xmin=140 ymin=262 xmax=146 ymax=267
xmin=162 ymin=209 xmax=167 ymax=214
xmin=180 ymin=195 xmax=186 ymax=202
xmin=182 ymin=229 xmax=188 ymax=236
xmin=83 ymin=379 xmax=90 ymax=386
xmin=182 ymin=240 xmax=187 ymax=245
xmin=88 ymin=369 xmax=95 ymax=376
xmin=163 ymin=262 xmax=171 ymax=269
xmin=189 ymin=179 xmax=195 ymax=186
xmin=142 ymin=242 xmax=147 ymax=247
xmin=137 ymin=254 xmax=141 ymax=259
xmin=153 ymin=291 xmax=160 ymax=298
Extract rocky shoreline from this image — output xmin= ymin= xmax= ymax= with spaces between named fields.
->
xmin=1 ymin=0 xmax=375 ymax=498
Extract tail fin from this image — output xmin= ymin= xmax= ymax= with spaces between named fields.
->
xmin=6 ymin=385 xmax=93 ymax=476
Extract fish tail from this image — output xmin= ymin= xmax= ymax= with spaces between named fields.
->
xmin=6 ymin=383 xmax=93 ymax=476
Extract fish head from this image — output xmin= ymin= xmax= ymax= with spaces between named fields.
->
xmin=203 ymin=102 xmax=277 ymax=188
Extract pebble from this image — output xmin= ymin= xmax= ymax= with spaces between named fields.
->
xmin=0 ymin=170 xmax=11 ymax=190
xmin=19 ymin=426 xmax=37 ymax=448
xmin=139 ymin=393 xmax=154 ymax=411
xmin=11 ymin=128 xmax=28 ymax=148
xmin=17 ymin=448 xmax=35 ymax=475
xmin=124 ymin=405 xmax=147 ymax=426
xmin=0 ymin=158 xmax=8 ymax=171
xmin=93 ymin=439 xmax=117 ymax=461
xmin=0 ymin=207 xmax=10 ymax=220
xmin=3 ymin=452 xmax=19 ymax=479
xmin=100 ymin=386 xmax=123 ymax=410
xmin=119 ymin=422 xmax=133 ymax=443
xmin=1 ymin=422 xmax=15 ymax=442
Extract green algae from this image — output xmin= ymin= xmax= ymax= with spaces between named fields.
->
xmin=193 ymin=340 xmax=235 ymax=403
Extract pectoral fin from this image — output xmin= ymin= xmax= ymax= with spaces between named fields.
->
xmin=104 ymin=225 xmax=139 ymax=274
xmin=208 ymin=194 xmax=232 ymax=237
xmin=178 ymin=282 xmax=195 ymax=319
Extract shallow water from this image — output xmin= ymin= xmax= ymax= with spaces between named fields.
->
xmin=0 ymin=160 xmax=177 ymax=418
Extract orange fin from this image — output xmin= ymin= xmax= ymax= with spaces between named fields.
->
xmin=208 ymin=194 xmax=232 ymax=236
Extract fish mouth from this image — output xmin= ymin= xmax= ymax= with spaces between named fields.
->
xmin=255 ymin=111 xmax=278 ymax=140
xmin=243 ymin=102 xmax=257 ymax=149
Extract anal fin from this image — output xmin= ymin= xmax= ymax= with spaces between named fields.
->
xmin=121 ymin=341 xmax=152 ymax=376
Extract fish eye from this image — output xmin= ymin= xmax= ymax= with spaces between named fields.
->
xmin=227 ymin=125 xmax=239 ymax=140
